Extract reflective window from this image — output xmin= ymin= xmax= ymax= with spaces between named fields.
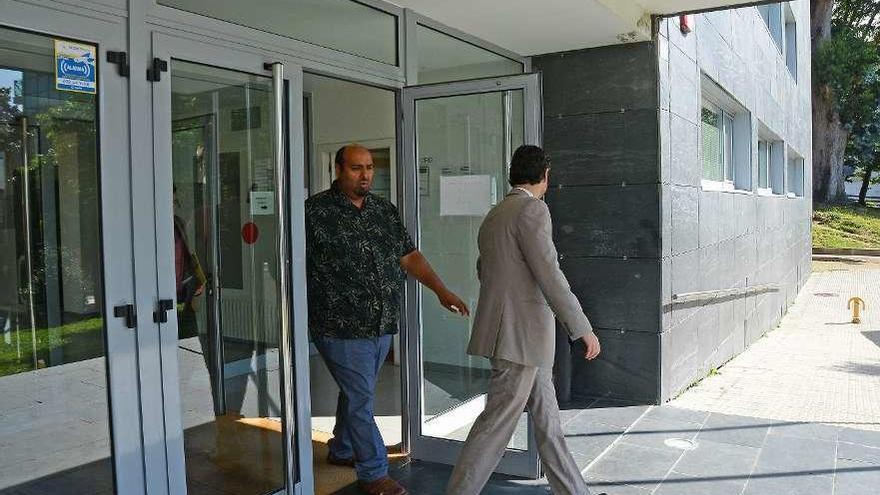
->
xmin=159 ymin=0 xmax=398 ymax=65
xmin=416 ymin=90 xmax=527 ymax=449
xmin=171 ymin=60 xmax=288 ymax=494
xmin=415 ymin=24 xmax=523 ymax=84
xmin=0 ymin=28 xmax=113 ymax=493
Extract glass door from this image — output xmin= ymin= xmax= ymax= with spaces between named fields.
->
xmin=401 ymin=74 xmax=542 ymax=477
xmin=0 ymin=7 xmax=143 ymax=495
xmin=150 ymin=33 xmax=311 ymax=495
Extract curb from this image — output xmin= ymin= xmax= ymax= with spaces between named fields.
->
xmin=813 ymin=248 xmax=880 ymax=257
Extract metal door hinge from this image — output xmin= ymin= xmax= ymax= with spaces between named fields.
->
xmin=106 ymin=51 xmax=129 ymax=77
xmin=153 ymin=298 xmax=174 ymax=323
xmin=146 ymin=58 xmax=168 ymax=82
xmin=113 ymin=304 xmax=137 ymax=329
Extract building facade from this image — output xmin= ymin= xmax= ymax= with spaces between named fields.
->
xmin=540 ymin=2 xmax=812 ymax=403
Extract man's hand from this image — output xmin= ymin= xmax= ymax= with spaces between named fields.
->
xmin=438 ymin=289 xmax=470 ymax=316
xmin=581 ymin=332 xmax=601 ymax=360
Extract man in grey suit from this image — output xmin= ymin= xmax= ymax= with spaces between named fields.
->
xmin=446 ymin=145 xmax=603 ymax=495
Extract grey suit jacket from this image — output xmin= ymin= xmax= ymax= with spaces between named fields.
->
xmin=467 ymin=188 xmax=593 ymax=368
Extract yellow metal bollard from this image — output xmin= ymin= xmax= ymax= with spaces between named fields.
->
xmin=848 ymin=297 xmax=867 ymax=324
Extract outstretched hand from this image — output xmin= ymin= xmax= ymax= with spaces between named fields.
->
xmin=582 ymin=332 xmax=601 ymax=360
xmin=438 ymin=290 xmax=470 ymax=317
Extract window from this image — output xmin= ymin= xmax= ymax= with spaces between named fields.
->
xmin=784 ymin=3 xmax=798 ymax=80
xmin=414 ymin=23 xmax=523 ymax=84
xmin=758 ymin=140 xmax=770 ymax=190
xmin=701 ymin=103 xmax=734 ymax=183
xmin=758 ymin=135 xmax=784 ymax=194
xmin=158 ymin=0 xmax=399 ymax=65
xmin=757 ymin=3 xmax=784 ymax=52
xmin=701 ymin=75 xmax=751 ymax=191
xmin=787 ymin=156 xmax=804 ymax=197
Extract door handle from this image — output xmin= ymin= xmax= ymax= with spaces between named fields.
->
xmin=153 ymin=299 xmax=175 ymax=323
xmin=113 ymin=304 xmax=137 ymax=329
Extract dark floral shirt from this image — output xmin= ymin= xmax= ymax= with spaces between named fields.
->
xmin=305 ymin=182 xmax=416 ymax=339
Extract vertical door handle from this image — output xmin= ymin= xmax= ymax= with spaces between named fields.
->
xmin=113 ymin=304 xmax=137 ymax=329
xmin=153 ymin=299 xmax=174 ymax=323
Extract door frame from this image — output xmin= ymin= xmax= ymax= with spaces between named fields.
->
xmin=148 ymin=31 xmax=313 ymax=495
xmin=399 ymin=73 xmax=543 ymax=477
xmin=0 ymin=1 xmax=146 ymax=493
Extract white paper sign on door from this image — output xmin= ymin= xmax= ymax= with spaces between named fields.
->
xmin=250 ymin=191 xmax=274 ymax=215
xmin=440 ymin=175 xmax=492 ymax=216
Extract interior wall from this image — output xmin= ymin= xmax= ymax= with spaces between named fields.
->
xmin=303 ymin=73 xmax=396 ymax=196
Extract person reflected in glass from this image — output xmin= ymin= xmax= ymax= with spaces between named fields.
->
xmin=306 ymin=144 xmax=469 ymax=495
xmin=173 ymin=185 xmax=206 ymax=340
xmin=445 ymin=145 xmax=603 ymax=495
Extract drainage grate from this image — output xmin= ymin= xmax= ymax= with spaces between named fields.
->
xmin=814 ymin=292 xmax=839 ymax=297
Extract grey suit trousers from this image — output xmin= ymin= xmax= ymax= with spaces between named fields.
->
xmin=445 ymin=359 xmax=590 ymax=495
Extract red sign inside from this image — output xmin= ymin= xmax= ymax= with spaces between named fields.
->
xmin=242 ymin=222 xmax=259 ymax=244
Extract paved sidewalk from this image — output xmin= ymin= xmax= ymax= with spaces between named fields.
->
xmin=673 ymin=257 xmax=880 ymax=431
xmin=337 ymin=258 xmax=880 ymax=494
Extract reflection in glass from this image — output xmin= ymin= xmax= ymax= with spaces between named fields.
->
xmin=416 ymin=90 xmax=528 ymax=450
xmin=171 ymin=61 xmax=287 ymax=494
xmin=159 ymin=0 xmax=398 ymax=65
xmin=415 ymin=24 xmax=523 ymax=84
xmin=0 ymin=29 xmax=112 ymax=493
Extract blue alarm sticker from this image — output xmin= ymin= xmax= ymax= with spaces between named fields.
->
xmin=54 ymin=40 xmax=97 ymax=94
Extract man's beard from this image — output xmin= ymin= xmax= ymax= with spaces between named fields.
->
xmin=353 ymin=184 xmax=370 ymax=197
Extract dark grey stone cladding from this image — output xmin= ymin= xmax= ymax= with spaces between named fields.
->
xmin=534 ymin=42 xmax=663 ymax=403
xmin=534 ymin=2 xmax=813 ymax=404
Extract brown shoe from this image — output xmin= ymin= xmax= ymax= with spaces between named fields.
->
xmin=357 ymin=476 xmax=408 ymax=495
xmin=326 ymin=453 xmax=355 ymax=467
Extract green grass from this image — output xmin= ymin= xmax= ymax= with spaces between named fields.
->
xmin=813 ymin=203 xmax=880 ymax=249
xmin=0 ymin=317 xmax=103 ymax=377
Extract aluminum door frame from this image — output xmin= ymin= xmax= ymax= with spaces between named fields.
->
xmin=400 ymin=73 xmax=543 ymax=478
xmin=0 ymin=1 xmax=147 ymax=493
xmin=148 ymin=31 xmax=313 ymax=495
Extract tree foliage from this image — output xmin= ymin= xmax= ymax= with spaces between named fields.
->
xmin=814 ymin=0 xmax=880 ymax=203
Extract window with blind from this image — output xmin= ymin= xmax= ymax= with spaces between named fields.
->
xmin=701 ymin=102 xmax=735 ymax=184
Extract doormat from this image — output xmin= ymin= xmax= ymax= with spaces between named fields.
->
xmin=311 ymin=430 xmax=407 ymax=495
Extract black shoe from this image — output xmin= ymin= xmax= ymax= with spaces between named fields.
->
xmin=327 ymin=453 xmax=355 ymax=467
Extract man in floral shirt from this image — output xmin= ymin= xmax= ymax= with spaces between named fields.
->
xmin=306 ymin=144 xmax=468 ymax=495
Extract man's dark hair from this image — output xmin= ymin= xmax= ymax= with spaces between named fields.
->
xmin=508 ymin=145 xmax=550 ymax=186
xmin=334 ymin=145 xmax=348 ymax=168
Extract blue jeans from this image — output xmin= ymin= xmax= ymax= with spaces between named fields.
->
xmin=313 ymin=334 xmax=392 ymax=482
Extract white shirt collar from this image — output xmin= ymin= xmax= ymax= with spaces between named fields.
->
xmin=513 ymin=187 xmax=535 ymax=198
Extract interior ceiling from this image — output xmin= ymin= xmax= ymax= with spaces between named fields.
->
xmin=389 ymin=0 xmax=767 ymax=56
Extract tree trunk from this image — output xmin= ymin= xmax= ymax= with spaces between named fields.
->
xmin=859 ymin=166 xmax=874 ymax=206
xmin=811 ymin=0 xmax=849 ymax=203
xmin=812 ymin=85 xmax=849 ymax=203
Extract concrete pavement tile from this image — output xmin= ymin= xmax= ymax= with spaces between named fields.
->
xmin=674 ymin=438 xmax=760 ymax=478
xmin=837 ymin=441 xmax=880 ymax=465
xmin=838 ymin=427 xmax=880 ymax=448
xmin=584 ymin=476 xmax=652 ymax=495
xmin=642 ymin=406 xmax=710 ymax=426
xmin=586 ymin=442 xmax=682 ymax=492
xmin=742 ymin=473 xmax=834 ymax=495
xmin=834 ymin=459 xmax=880 ymax=495
xmin=654 ymin=472 xmax=746 ymax=495
xmin=754 ymin=434 xmax=836 ymax=474
xmin=769 ymin=422 xmax=841 ymax=442
xmin=580 ymin=401 xmax=651 ymax=428
xmin=696 ymin=412 xmax=773 ymax=448
xmin=564 ymin=415 xmax=629 ymax=469
xmin=620 ymin=417 xmax=702 ymax=452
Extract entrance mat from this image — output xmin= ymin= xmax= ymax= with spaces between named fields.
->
xmin=311 ymin=429 xmax=408 ymax=495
